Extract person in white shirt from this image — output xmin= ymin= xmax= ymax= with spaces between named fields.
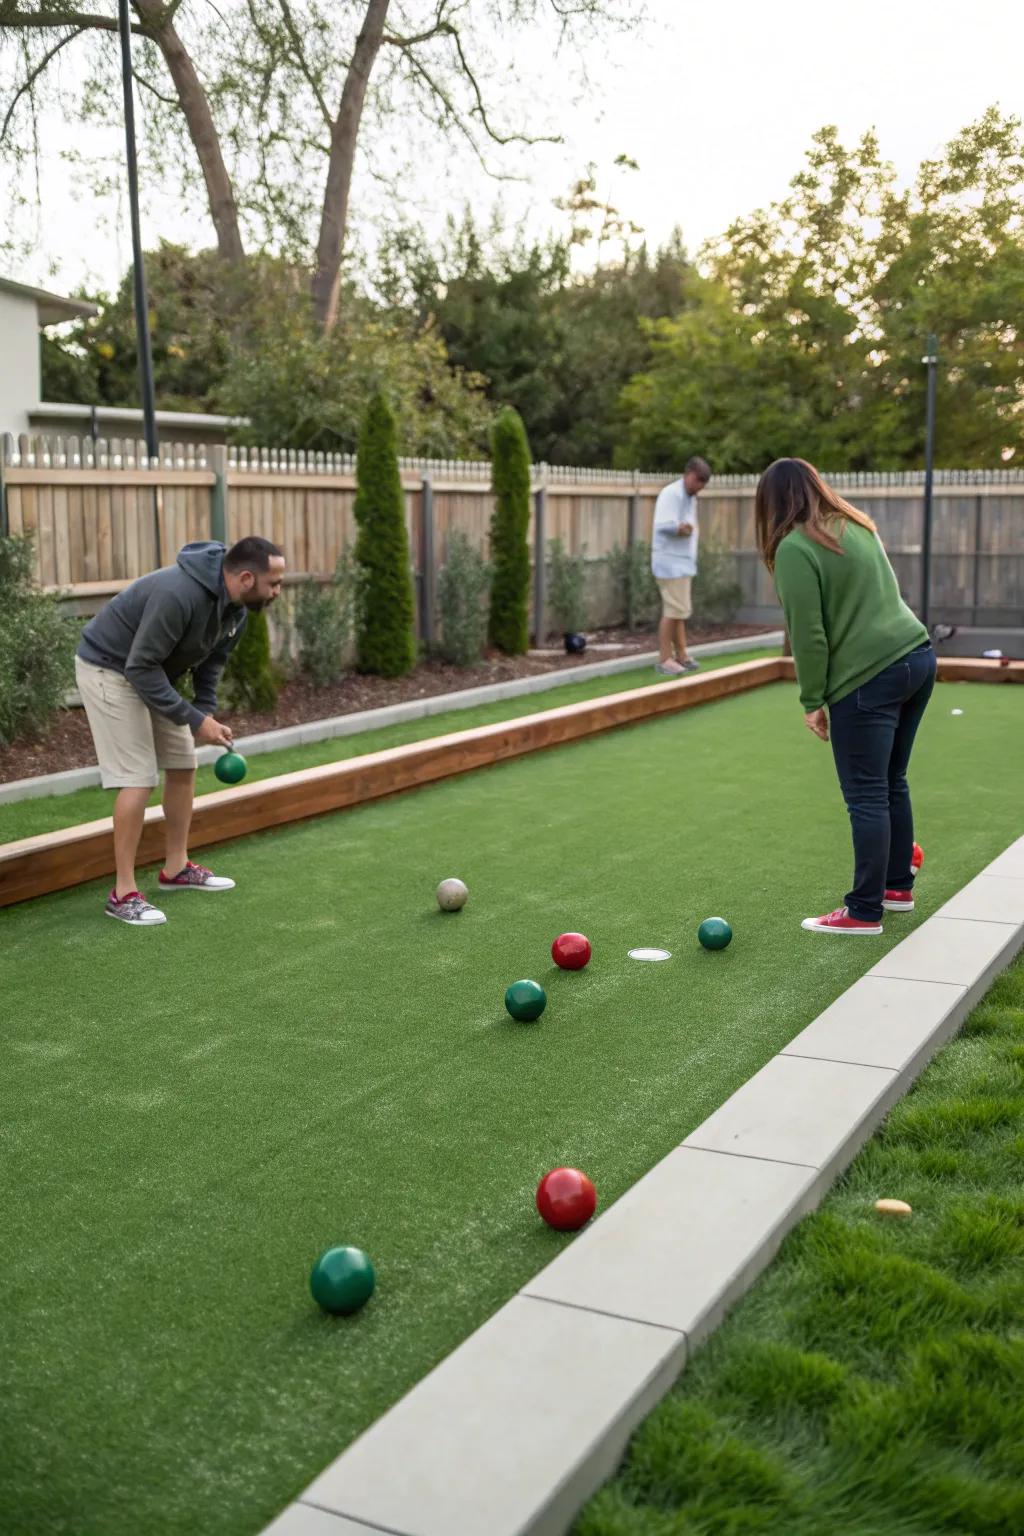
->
xmin=651 ymin=455 xmax=711 ymax=675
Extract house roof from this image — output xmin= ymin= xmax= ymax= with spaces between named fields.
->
xmin=0 ymin=276 xmax=98 ymax=325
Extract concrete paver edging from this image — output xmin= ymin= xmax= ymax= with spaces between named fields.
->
xmin=0 ymin=634 xmax=781 ymax=809
xmin=262 ymin=833 xmax=1024 ymax=1536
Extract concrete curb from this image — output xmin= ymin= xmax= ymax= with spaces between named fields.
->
xmin=0 ymin=634 xmax=781 ymax=809
xmin=262 ymin=834 xmax=1024 ymax=1536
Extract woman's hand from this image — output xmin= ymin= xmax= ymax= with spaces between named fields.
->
xmin=804 ymin=708 xmax=829 ymax=742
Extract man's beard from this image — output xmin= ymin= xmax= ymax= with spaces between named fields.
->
xmin=243 ymin=595 xmax=276 ymax=612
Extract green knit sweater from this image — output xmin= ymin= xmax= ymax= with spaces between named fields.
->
xmin=773 ymin=522 xmax=928 ymax=712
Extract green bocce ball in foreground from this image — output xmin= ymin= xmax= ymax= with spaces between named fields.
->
xmin=214 ymin=750 xmax=247 ymax=785
xmin=310 ymin=1245 xmax=376 ymax=1315
xmin=698 ymin=917 xmax=733 ymax=951
xmin=505 ymin=979 xmax=547 ymax=1022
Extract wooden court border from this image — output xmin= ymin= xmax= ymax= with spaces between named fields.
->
xmin=1 ymin=654 xmax=1019 ymax=909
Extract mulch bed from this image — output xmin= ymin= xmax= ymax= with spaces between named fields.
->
xmin=0 ymin=623 xmax=769 ymax=785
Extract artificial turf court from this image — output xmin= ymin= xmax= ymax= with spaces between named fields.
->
xmin=1 ymin=675 xmax=1021 ymax=1535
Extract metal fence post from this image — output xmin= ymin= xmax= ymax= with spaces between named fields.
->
xmin=210 ymin=443 xmax=228 ymax=544
xmin=420 ymin=474 xmax=435 ymax=650
xmin=533 ymin=468 xmax=548 ymax=646
xmin=626 ymin=471 xmax=639 ymax=630
xmin=0 ymin=431 xmax=13 ymax=538
xmin=921 ymin=333 xmax=938 ymax=624
xmin=971 ymin=493 xmax=983 ymax=627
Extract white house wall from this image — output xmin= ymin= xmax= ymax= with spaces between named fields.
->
xmin=0 ymin=288 xmax=41 ymax=438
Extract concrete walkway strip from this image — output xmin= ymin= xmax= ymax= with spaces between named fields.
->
xmin=262 ymin=832 xmax=1024 ymax=1536
xmin=0 ymin=634 xmax=781 ymax=808
xmin=297 ymin=1297 xmax=686 ymax=1536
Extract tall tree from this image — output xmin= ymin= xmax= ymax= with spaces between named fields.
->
xmin=0 ymin=0 xmax=244 ymax=261
xmin=620 ymin=112 xmax=1024 ymax=472
xmin=382 ymin=203 xmax=692 ymax=463
xmin=1 ymin=1 xmax=640 ymax=330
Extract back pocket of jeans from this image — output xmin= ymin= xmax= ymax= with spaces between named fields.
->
xmin=857 ymin=663 xmax=910 ymax=710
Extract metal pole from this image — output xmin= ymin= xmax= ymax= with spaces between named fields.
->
xmin=626 ymin=487 xmax=638 ymax=631
xmin=921 ymin=332 xmax=938 ymax=626
xmin=0 ymin=431 xmax=12 ymax=537
xmin=117 ymin=0 xmax=161 ymax=565
xmin=533 ymin=483 xmax=547 ymax=646
xmin=420 ymin=475 xmax=435 ymax=650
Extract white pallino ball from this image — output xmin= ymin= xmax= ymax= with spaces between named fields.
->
xmin=436 ymin=878 xmax=469 ymax=912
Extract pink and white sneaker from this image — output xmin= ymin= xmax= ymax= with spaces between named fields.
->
xmin=801 ymin=906 xmax=883 ymax=936
xmin=105 ymin=889 xmax=166 ymax=926
xmin=883 ymin=889 xmax=915 ymax=912
xmin=158 ymin=860 xmax=236 ymax=892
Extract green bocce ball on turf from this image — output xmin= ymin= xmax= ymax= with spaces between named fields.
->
xmin=214 ymin=750 xmax=247 ymax=785
xmin=505 ymin=979 xmax=547 ymax=1022
xmin=698 ymin=917 xmax=733 ymax=951
xmin=310 ymin=1245 xmax=376 ymax=1315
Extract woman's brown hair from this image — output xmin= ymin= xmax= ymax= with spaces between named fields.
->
xmin=755 ymin=458 xmax=877 ymax=571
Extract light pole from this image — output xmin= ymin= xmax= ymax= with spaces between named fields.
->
xmin=117 ymin=0 xmax=161 ymax=563
xmin=920 ymin=332 xmax=938 ymax=627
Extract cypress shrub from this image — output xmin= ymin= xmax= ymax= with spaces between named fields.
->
xmin=353 ymin=393 xmax=416 ymax=677
xmin=488 ymin=407 xmax=531 ymax=654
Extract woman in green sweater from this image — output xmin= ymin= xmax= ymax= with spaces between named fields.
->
xmin=756 ymin=458 xmax=935 ymax=935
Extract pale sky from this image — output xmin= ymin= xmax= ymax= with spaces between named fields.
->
xmin=7 ymin=0 xmax=1024 ymax=298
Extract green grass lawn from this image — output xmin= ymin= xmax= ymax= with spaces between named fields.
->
xmin=1 ymin=677 xmax=1021 ymax=1536
xmin=575 ymin=950 xmax=1024 ymax=1536
xmin=0 ymin=648 xmax=775 ymax=844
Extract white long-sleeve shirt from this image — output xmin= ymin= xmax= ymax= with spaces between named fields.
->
xmin=651 ymin=480 xmax=699 ymax=579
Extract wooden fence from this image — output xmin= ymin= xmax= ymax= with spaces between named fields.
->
xmin=2 ymin=434 xmax=1023 ymax=634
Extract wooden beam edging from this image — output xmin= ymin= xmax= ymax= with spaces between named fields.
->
xmin=775 ymin=656 xmax=1024 ymax=685
xmin=0 ymin=659 xmax=784 ymax=908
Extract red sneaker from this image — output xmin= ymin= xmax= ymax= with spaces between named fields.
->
xmin=801 ymin=906 xmax=883 ymax=936
xmin=883 ymin=890 xmax=915 ymax=912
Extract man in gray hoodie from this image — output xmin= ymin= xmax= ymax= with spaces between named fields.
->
xmin=75 ymin=535 xmax=286 ymax=926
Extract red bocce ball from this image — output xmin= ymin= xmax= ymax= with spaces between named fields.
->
xmin=551 ymin=931 xmax=592 ymax=970
xmin=536 ymin=1167 xmax=597 ymax=1231
xmin=911 ymin=842 xmax=924 ymax=872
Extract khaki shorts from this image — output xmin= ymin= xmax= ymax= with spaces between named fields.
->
xmin=75 ymin=657 xmax=197 ymax=789
xmin=656 ymin=576 xmax=693 ymax=620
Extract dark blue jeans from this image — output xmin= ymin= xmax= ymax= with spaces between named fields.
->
xmin=828 ymin=642 xmax=937 ymax=922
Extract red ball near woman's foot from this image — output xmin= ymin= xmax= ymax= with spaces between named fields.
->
xmin=551 ymin=932 xmax=592 ymax=970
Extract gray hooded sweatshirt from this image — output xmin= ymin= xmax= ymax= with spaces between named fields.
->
xmin=77 ymin=542 xmax=247 ymax=732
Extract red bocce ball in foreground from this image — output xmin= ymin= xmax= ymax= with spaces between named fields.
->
xmin=536 ymin=1167 xmax=597 ymax=1231
xmin=551 ymin=931 xmax=592 ymax=970
xmin=911 ymin=842 xmax=924 ymax=872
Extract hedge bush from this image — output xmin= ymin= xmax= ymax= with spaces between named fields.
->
xmin=0 ymin=534 xmax=77 ymax=746
xmin=437 ymin=531 xmax=491 ymax=666
xmin=293 ymin=551 xmax=360 ymax=686
xmin=692 ymin=539 xmax=743 ymax=625
xmin=547 ymin=537 xmax=587 ymax=635
xmin=606 ymin=540 xmax=661 ymax=628
xmin=220 ymin=608 xmax=281 ymax=712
